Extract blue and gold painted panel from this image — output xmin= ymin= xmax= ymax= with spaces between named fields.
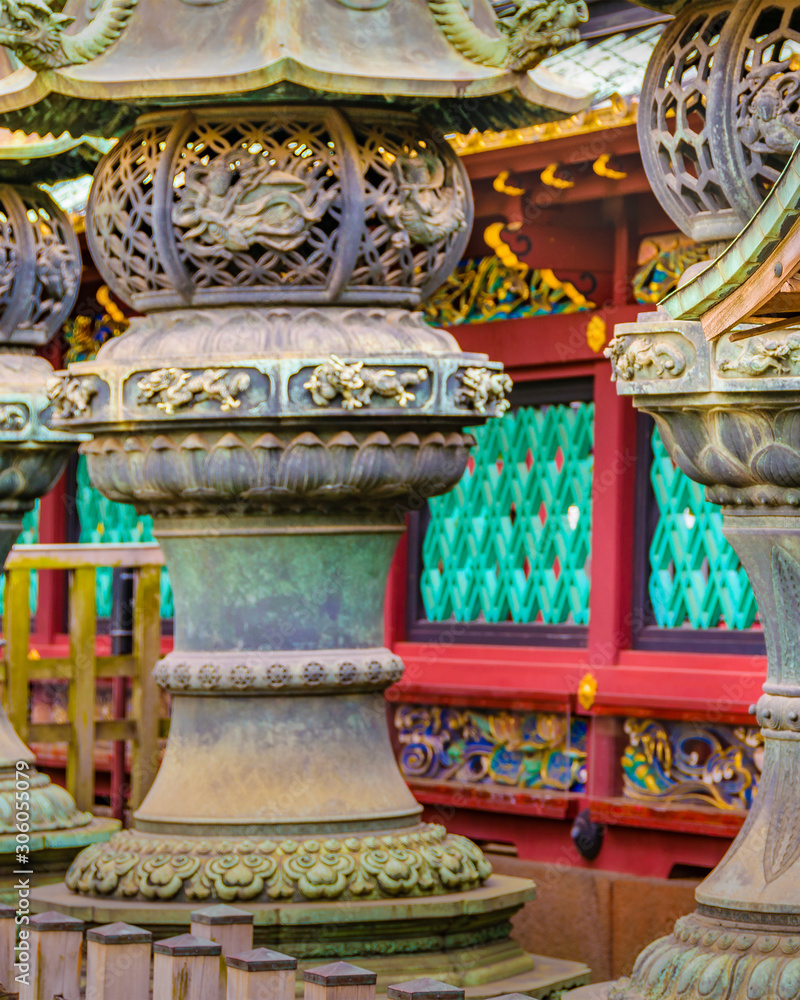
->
xmin=623 ymin=718 xmax=763 ymax=812
xmin=395 ymin=704 xmax=588 ymax=792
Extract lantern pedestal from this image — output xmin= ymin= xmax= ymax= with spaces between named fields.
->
xmin=0 ymin=350 xmax=119 ymax=904
xmin=564 ymin=309 xmax=800 ymax=1000
xmin=29 ymin=105 xmax=590 ymax=991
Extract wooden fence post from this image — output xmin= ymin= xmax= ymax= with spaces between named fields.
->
xmin=21 ymin=911 xmax=84 ymax=1000
xmin=191 ymin=904 xmax=253 ymax=999
xmin=226 ymin=948 xmax=296 ymax=1000
xmin=0 ymin=903 xmax=15 ymax=988
xmin=387 ymin=980 xmax=465 ymax=1000
xmin=304 ymin=962 xmax=377 ymax=1000
xmin=4 ymin=565 xmax=32 ymax=742
xmin=153 ymin=934 xmax=222 ymax=1000
xmin=67 ymin=565 xmax=97 ymax=812
xmin=85 ymin=921 xmax=151 ymax=1000
xmin=130 ymin=563 xmax=161 ymax=810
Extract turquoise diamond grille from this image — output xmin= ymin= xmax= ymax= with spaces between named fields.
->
xmin=0 ymin=503 xmax=39 ymax=614
xmin=76 ymin=456 xmax=174 ymax=618
xmin=649 ymin=426 xmax=757 ymax=630
xmin=421 ymin=402 xmax=594 ymax=625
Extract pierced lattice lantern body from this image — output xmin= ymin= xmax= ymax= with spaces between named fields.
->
xmin=0 ymin=185 xmax=81 ymax=345
xmin=88 ymin=107 xmax=472 ymax=313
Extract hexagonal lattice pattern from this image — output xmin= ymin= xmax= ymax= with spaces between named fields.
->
xmin=640 ymin=3 xmax=734 ymax=232
xmin=730 ymin=1 xmax=800 ymax=210
xmin=421 ymin=403 xmax=594 ymax=625
xmin=649 ymin=426 xmax=757 ymax=630
xmin=76 ymin=457 xmax=173 ymax=619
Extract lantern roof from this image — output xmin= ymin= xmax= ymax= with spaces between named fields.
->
xmin=0 ymin=0 xmax=596 ymax=136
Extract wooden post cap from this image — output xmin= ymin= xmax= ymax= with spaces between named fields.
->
xmin=0 ymin=906 xmax=15 ymax=920
xmin=191 ymin=904 xmax=253 ymax=926
xmin=87 ymin=922 xmax=152 ymax=945
xmin=226 ymin=948 xmax=297 ymax=972
xmin=304 ymin=963 xmax=377 ymax=986
xmin=387 ymin=980 xmax=465 ymax=1000
xmin=29 ymin=912 xmax=84 ymax=932
xmin=153 ymin=934 xmax=222 ymax=957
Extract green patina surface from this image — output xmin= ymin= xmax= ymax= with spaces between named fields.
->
xmin=158 ymin=520 xmax=399 ymax=651
xmin=76 ymin=456 xmax=173 ymax=618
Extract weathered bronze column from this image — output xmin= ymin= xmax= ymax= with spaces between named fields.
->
xmin=0 ymin=182 xmax=119 ymax=895
xmin=566 ymin=2 xmax=800 ymax=996
xmin=4 ymin=0 xmax=591 ymax=990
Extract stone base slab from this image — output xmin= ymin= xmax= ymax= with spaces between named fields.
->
xmin=26 ymin=874 xmax=590 ymax=996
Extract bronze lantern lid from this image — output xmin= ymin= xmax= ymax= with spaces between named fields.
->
xmin=0 ymin=0 xmax=595 ymax=135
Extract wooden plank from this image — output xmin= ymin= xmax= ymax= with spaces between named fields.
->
xmin=26 ymin=657 xmax=73 ymax=681
xmin=130 ymin=565 xmax=162 ymax=811
xmin=27 ymin=722 xmax=72 ymax=742
xmin=96 ymin=656 xmax=138 ymax=679
xmin=6 ymin=543 xmax=165 ymax=570
xmin=68 ymin=566 xmax=97 ymax=813
xmin=4 ymin=568 xmax=31 ymax=742
xmin=95 ymin=719 xmax=137 ymax=742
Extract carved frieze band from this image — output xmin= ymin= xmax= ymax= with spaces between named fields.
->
xmin=153 ymin=648 xmax=404 ymax=694
xmin=49 ymin=357 xmax=510 ymax=423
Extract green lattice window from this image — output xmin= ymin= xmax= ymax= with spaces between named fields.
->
xmin=0 ymin=503 xmax=39 ymax=615
xmin=76 ymin=457 xmax=174 ymax=618
xmin=420 ymin=399 xmax=594 ymax=626
xmin=649 ymin=426 xmax=757 ymax=630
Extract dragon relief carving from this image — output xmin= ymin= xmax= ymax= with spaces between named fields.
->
xmin=605 ymin=336 xmax=686 ymax=383
xmin=46 ymin=375 xmax=96 ymax=420
xmin=378 ymin=152 xmax=467 ymax=248
xmin=136 ymin=368 xmax=251 ymax=415
xmin=0 ymin=0 xmax=138 ymax=71
xmin=427 ymin=0 xmax=588 ymax=73
xmin=173 ymin=150 xmax=337 ymax=256
xmin=305 ymin=356 xmax=428 ymax=410
xmin=719 ymin=334 xmax=800 ymax=377
xmin=456 ymin=367 xmax=512 ymax=414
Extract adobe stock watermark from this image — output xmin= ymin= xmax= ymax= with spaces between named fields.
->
xmin=13 ymin=759 xmax=32 ymax=987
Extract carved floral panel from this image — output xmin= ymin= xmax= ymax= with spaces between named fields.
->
xmin=395 ymin=704 xmax=588 ymax=792
xmin=623 ymin=718 xmax=764 ymax=812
